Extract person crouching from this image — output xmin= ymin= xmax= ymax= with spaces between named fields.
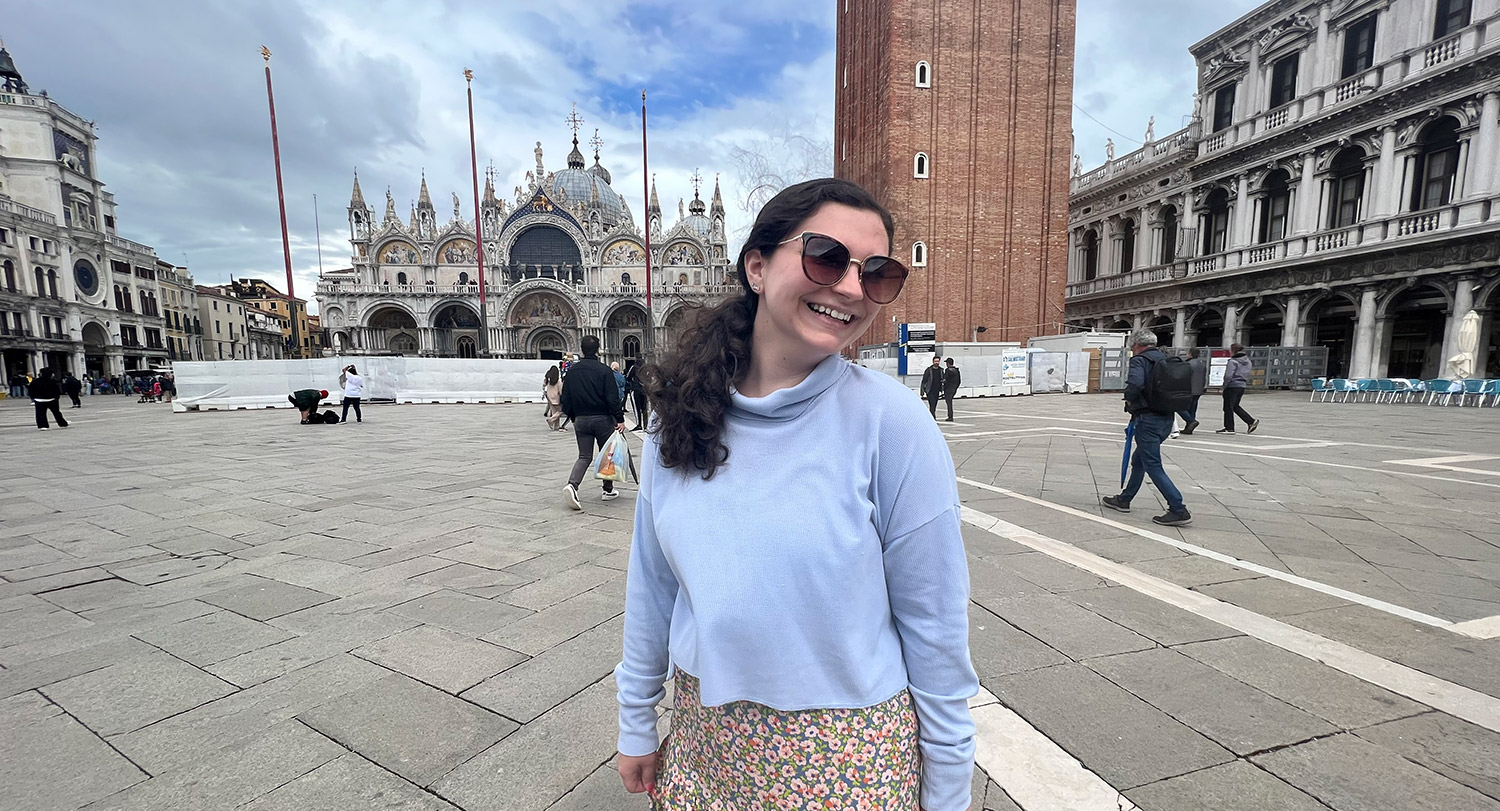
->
xmin=289 ymin=389 xmax=328 ymax=423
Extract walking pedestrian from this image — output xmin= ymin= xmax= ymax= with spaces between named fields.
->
xmin=625 ymin=361 xmax=648 ymax=431
xmin=942 ymin=357 xmax=961 ymax=421
xmin=339 ymin=365 xmax=364 ymax=424
xmin=543 ymin=365 xmax=564 ymax=431
xmin=62 ymin=372 xmax=83 ymax=408
xmin=559 ymin=335 xmax=624 ymax=509
xmin=919 ymin=353 xmax=943 ymax=418
xmin=1102 ymin=329 xmax=1192 ymax=526
xmin=610 ymin=361 xmax=628 ymax=417
xmin=617 ymin=179 xmax=975 ymax=811
xmin=28 ymin=369 xmax=69 ymax=431
xmin=161 ymin=373 xmax=175 ymax=403
xmin=1217 ymin=343 xmax=1258 ymax=434
xmin=1174 ymin=352 xmax=1208 ymax=435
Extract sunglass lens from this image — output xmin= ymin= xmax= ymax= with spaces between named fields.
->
xmin=801 ymin=235 xmax=849 ymax=285
xmin=860 ymin=257 xmax=909 ymax=304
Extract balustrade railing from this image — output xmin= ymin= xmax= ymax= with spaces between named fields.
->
xmin=1264 ymin=107 xmax=1289 ymax=130
xmin=1312 ymin=229 xmax=1351 ymax=252
xmin=1424 ymin=35 xmax=1461 ymax=67
xmin=1396 ymin=211 xmax=1442 ymax=236
xmin=1189 ymin=255 xmax=1222 ymax=274
xmin=0 ymin=196 xmax=58 ymax=225
xmin=106 ymin=233 xmax=156 ymax=256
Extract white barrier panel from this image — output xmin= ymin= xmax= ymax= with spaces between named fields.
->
xmin=172 ymin=357 xmax=560 ymax=412
xmin=1027 ymin=351 xmax=1090 ymax=394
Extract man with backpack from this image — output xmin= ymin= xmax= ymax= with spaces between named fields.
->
xmin=1102 ymin=329 xmax=1192 ymax=527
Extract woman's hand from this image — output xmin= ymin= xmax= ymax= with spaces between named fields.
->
xmin=618 ymin=750 xmax=659 ymax=794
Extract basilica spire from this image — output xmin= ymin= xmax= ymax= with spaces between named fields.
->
xmin=648 ymin=176 xmax=661 ymax=216
xmin=688 ymin=168 xmax=706 ymax=215
xmin=350 ymin=170 xmax=366 ymax=208
xmin=710 ymin=173 xmax=724 ymax=217
xmin=417 ymin=172 xmax=433 ymax=209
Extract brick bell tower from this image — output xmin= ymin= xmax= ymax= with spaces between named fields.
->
xmin=835 ymin=0 xmax=1076 ymax=346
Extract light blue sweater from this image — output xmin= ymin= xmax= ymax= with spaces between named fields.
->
xmin=616 ymin=354 xmax=978 ymax=811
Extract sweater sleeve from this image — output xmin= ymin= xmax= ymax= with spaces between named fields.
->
xmin=884 ymin=505 xmax=978 ymax=811
xmin=615 ymin=442 xmax=677 ymax=757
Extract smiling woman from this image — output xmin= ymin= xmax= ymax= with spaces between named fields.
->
xmin=620 ymin=179 xmax=978 ymax=811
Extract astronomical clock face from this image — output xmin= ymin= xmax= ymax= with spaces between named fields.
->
xmin=73 ymin=259 xmax=99 ymax=297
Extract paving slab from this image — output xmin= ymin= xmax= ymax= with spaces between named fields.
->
xmin=542 ymin=759 xmax=646 ymax=810
xmin=1124 ymin=760 xmax=1330 ymax=811
xmin=80 ymin=719 xmax=343 ymax=810
xmin=115 ymin=654 xmax=389 ymax=775
xmin=1068 ymin=585 xmax=1239 ymax=646
xmin=1087 ymin=647 xmax=1338 ymax=755
xmin=413 ymin=561 xmax=533 ymax=599
xmin=988 ymin=663 xmax=1234 ymax=790
xmin=1253 ymin=733 xmax=1500 ymax=811
xmin=133 ymin=609 xmax=295 ymax=667
xmin=1131 ymin=554 xmax=1260 ymax=587
xmin=384 ymin=588 xmax=533 ymax=636
xmin=239 ymin=751 xmax=462 ymax=810
xmin=967 ymin=603 xmax=1069 ymax=679
xmin=433 ymin=676 xmax=620 ymax=810
xmin=1355 ymin=712 xmax=1500 ymax=801
xmin=299 ymin=672 xmax=517 ymax=786
xmin=1194 ymin=576 xmax=1354 ymax=617
xmin=207 ymin=612 xmax=418 ymax=688
xmin=434 ymin=540 xmax=540 ymax=571
xmin=502 ymin=564 xmax=620 ymax=610
xmin=1174 ymin=636 xmax=1426 ymax=730
xmin=39 ymin=648 xmax=236 ymax=737
xmin=977 ymin=595 xmax=1156 ymax=661
xmin=199 ymin=575 xmax=336 ymax=620
xmin=1281 ymin=604 xmax=1500 ymax=695
xmin=353 ymin=624 xmax=527 ymax=694
xmin=481 ymin=590 xmax=621 ymax=656
xmin=463 ymin=615 xmax=622 ymax=722
xmin=988 ymin=550 xmax=1116 ymax=592
xmin=1 ymin=691 xmax=146 ymax=811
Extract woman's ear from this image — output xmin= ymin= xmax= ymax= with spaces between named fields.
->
xmin=743 ymin=249 xmax=767 ymax=293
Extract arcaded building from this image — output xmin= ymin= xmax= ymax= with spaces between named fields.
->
xmin=1067 ymin=0 xmax=1500 ymax=380
xmin=835 ymin=0 xmax=1077 ymax=345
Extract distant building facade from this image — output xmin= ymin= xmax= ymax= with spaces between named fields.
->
xmin=1067 ymin=0 xmax=1500 ymax=379
xmin=316 ymin=131 xmax=732 ymax=361
xmin=0 ymin=44 xmax=171 ymax=378
xmin=196 ymin=285 xmax=249 ymax=361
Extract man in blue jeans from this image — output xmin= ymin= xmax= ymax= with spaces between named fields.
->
xmin=1102 ymin=329 xmax=1191 ymax=526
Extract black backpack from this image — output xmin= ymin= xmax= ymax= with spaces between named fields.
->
xmin=1146 ymin=356 xmax=1195 ymax=414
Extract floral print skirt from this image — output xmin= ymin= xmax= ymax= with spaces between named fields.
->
xmin=652 ymin=668 xmax=921 ymax=811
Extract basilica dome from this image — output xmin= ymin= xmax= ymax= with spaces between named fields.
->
xmin=549 ymin=138 xmax=627 ymax=227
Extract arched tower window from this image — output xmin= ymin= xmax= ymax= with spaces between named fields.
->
xmin=397 ymin=271 xmax=408 ymax=285
xmin=915 ymin=61 xmax=931 ymax=88
xmin=1413 ymin=117 xmax=1460 ymax=211
xmin=1257 ymin=170 xmax=1292 ymax=242
xmin=1118 ymin=219 xmax=1136 ymax=274
xmin=1159 ymin=206 xmax=1179 ymax=264
xmin=1203 ymin=188 xmax=1231 ymax=254
xmin=1082 ymin=229 xmax=1099 ymax=281
xmin=458 ymin=271 xmax=470 ymax=286
xmin=911 ymin=241 xmax=927 ymax=267
xmin=913 ymin=152 xmax=929 ymax=179
xmin=1328 ymin=148 xmax=1366 ymax=228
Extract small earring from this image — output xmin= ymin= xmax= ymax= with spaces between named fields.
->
xmin=750 ymin=285 xmax=760 ymax=293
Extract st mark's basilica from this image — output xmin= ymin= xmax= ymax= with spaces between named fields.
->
xmin=315 ymin=123 xmax=733 ymax=362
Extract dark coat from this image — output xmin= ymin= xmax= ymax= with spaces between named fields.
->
xmin=1123 ymin=347 xmax=1167 ymax=415
xmin=558 ymin=357 xmax=623 ymax=422
xmin=63 ymin=376 xmax=82 ymax=395
xmin=920 ymin=364 xmax=943 ymax=399
xmin=28 ymin=377 xmax=62 ymax=401
xmin=943 ymin=365 xmax=961 ymax=395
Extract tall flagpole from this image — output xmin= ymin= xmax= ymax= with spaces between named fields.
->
xmin=313 ymin=194 xmax=324 ymax=276
xmin=262 ymin=46 xmax=301 ymax=359
xmin=465 ymin=69 xmax=490 ymax=355
xmin=641 ymin=90 xmax=653 ymax=355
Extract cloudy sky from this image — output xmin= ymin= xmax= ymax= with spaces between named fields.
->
xmin=6 ymin=0 xmax=1260 ymax=313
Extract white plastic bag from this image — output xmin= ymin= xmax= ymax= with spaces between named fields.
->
xmin=594 ymin=431 xmax=633 ymax=483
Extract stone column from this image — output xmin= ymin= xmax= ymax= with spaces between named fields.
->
xmin=1373 ymin=126 xmax=1398 ymax=218
xmin=1135 ymin=215 xmax=1151 ymax=269
xmin=1295 ymin=152 xmax=1319 ymax=234
xmin=1442 ymin=276 xmax=1475 ymax=367
xmin=1282 ymin=295 xmax=1303 ymax=346
xmin=1232 ymin=175 xmax=1252 ymax=248
xmin=1350 ymin=287 xmax=1379 ymax=377
xmin=1173 ymin=309 xmax=1188 ymax=347
xmin=1222 ymin=302 xmax=1240 ymax=347
xmin=1371 ymin=317 xmax=1394 ymax=378
xmin=1470 ymin=92 xmax=1500 ymax=197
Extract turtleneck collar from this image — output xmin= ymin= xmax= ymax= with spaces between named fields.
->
xmin=729 ymin=354 xmax=849 ymax=422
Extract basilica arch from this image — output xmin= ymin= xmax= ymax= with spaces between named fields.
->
xmin=431 ymin=301 xmax=482 ymax=358
xmin=367 ymin=305 xmax=419 ymax=355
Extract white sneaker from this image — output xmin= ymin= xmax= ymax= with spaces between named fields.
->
xmin=1169 ymin=431 xmax=1181 ymax=439
xmin=563 ymin=484 xmax=581 ymax=511
xmin=601 ymin=490 xmax=619 ymax=501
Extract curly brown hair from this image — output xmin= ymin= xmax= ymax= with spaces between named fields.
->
xmin=641 ymin=178 xmax=895 ymax=478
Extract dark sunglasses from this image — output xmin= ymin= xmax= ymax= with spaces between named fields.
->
xmin=776 ymin=232 xmax=909 ymax=305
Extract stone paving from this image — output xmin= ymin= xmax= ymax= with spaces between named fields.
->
xmin=1 ymin=388 xmax=1499 ymax=810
